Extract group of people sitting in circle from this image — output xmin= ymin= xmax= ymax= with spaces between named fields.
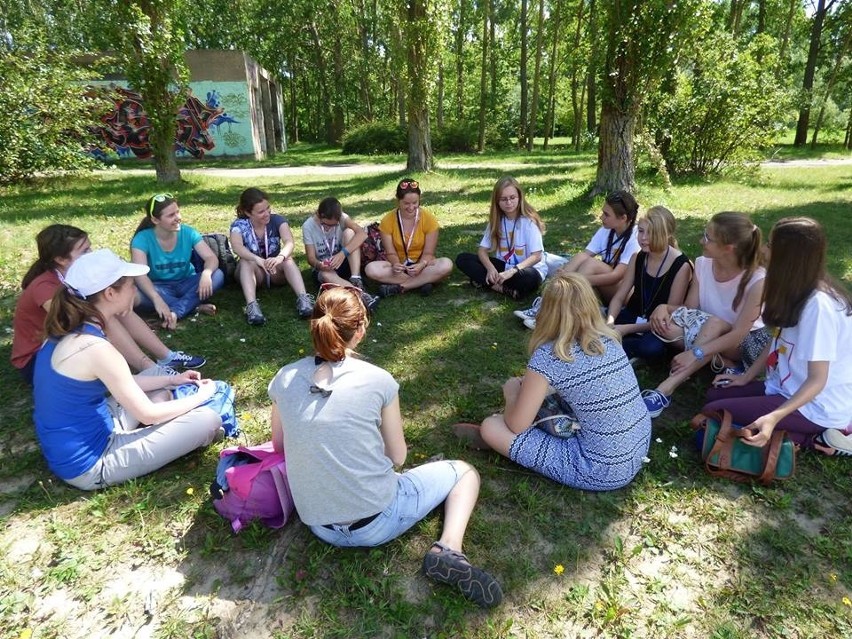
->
xmin=10 ymin=175 xmax=852 ymax=609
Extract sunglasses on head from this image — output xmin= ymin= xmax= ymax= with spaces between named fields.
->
xmin=399 ymin=180 xmax=419 ymax=190
xmin=148 ymin=193 xmax=174 ymax=217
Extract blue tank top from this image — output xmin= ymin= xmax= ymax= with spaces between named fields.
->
xmin=33 ymin=324 xmax=113 ymax=480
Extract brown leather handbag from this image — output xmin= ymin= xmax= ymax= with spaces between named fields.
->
xmin=690 ymin=409 xmax=796 ymax=485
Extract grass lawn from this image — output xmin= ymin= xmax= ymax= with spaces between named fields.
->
xmin=0 ymin=147 xmax=851 ymax=639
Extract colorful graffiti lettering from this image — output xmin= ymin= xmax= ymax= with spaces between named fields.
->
xmin=89 ymin=86 xmax=240 ymax=159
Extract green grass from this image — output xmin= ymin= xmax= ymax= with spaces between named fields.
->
xmin=1 ymin=147 xmax=851 ymax=638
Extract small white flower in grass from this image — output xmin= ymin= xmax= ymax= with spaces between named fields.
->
xmin=239 ymin=338 xmax=246 ymax=343
xmin=642 ymin=456 xmax=651 ymax=464
xmin=669 ymin=450 xmax=678 ymax=458
xmin=670 ymin=445 xmax=678 ymax=452
xmin=190 ymin=318 xmax=196 ymax=322
xmin=166 ymin=334 xmax=172 ymax=339
xmin=655 ymin=437 xmax=663 ymax=443
xmin=377 ymin=322 xmax=382 ymax=327
xmin=4 ymin=327 xmax=11 ymax=334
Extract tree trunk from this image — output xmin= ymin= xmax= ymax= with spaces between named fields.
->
xmin=845 ymin=102 xmax=852 ymax=148
xmin=330 ymin=28 xmax=345 ymax=144
xmin=406 ymin=0 xmax=433 ymax=171
xmin=794 ymin=0 xmax=827 ymax=146
xmin=489 ymin=9 xmax=497 ymax=112
xmin=810 ymin=25 xmax=852 ymax=148
xmin=594 ymin=104 xmax=636 ymax=194
xmin=518 ymin=0 xmax=529 ymax=148
xmin=757 ymin=0 xmax=766 ymax=34
xmin=526 ymin=0 xmax=545 ymax=151
xmin=543 ymin=0 xmax=564 ymax=150
xmin=354 ymin=0 xmax=374 ymax=120
xmin=477 ymin=0 xmax=490 ymax=151
xmin=437 ymin=62 xmax=444 ymax=128
xmin=585 ymin=0 xmax=598 ymax=136
xmin=289 ymin=56 xmax=299 ymax=143
xmin=570 ymin=0 xmax=586 ymax=150
xmin=454 ymin=0 xmax=466 ymax=120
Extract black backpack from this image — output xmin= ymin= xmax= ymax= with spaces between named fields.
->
xmin=199 ymin=233 xmax=237 ymax=283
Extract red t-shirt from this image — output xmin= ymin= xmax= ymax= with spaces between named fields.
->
xmin=11 ymin=271 xmax=60 ymax=369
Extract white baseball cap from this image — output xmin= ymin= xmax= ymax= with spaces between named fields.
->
xmin=64 ymin=248 xmax=149 ymax=297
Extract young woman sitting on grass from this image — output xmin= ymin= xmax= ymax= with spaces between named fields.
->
xmin=302 ymin=196 xmax=379 ymax=312
xmin=455 ymin=175 xmax=547 ymax=300
xmin=703 ymin=217 xmax=852 ymax=456
xmin=268 ymin=284 xmax=502 ymax=607
xmin=514 ymin=190 xmax=640 ymax=328
xmin=641 ymin=212 xmax=769 ymax=418
xmin=606 ymin=206 xmax=692 ymax=362
xmin=33 ymin=249 xmax=224 ymax=490
xmin=131 ymin=193 xmax=225 ymax=329
xmin=12 ymin=224 xmax=204 ymax=385
xmin=230 ymin=187 xmax=314 ymax=325
xmin=454 ymin=272 xmax=651 ymax=491
xmin=365 ymin=178 xmax=454 ymax=297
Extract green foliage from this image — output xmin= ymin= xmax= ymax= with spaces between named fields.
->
xmin=433 ymin=120 xmax=478 ymax=152
xmin=0 ymin=26 xmax=106 ymax=184
xmin=648 ymin=33 xmax=791 ymax=176
xmin=341 ymin=121 xmax=407 ymax=155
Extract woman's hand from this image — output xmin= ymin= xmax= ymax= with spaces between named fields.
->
xmin=197 ymin=271 xmax=213 ymax=299
xmin=495 ymin=267 xmax=516 ymax=284
xmin=502 ymin=376 xmax=523 ymax=406
xmin=175 ymin=370 xmax=202 ymax=385
xmin=669 ymin=349 xmax=698 ymax=374
xmin=392 ymin=261 xmax=407 ymax=274
xmin=712 ymin=373 xmax=748 ymax=388
xmin=152 ymin=297 xmax=176 ymax=329
xmin=405 ymin=262 xmax=426 ymax=276
xmin=485 ymin=265 xmax=500 ymax=285
xmin=741 ymin=414 xmax=778 ymax=447
xmin=193 ymin=378 xmax=218 ymax=404
xmin=263 ymin=256 xmax=281 ymax=273
xmin=649 ymin=305 xmax=673 ymax=336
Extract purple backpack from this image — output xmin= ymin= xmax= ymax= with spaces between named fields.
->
xmin=210 ymin=442 xmax=295 ymax=533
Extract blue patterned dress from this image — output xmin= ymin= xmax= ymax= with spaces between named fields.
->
xmin=509 ymin=337 xmax=651 ymax=490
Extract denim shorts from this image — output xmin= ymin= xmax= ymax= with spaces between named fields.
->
xmin=309 ymin=460 xmax=465 ymax=548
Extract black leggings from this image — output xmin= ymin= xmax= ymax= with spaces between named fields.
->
xmin=455 ymin=253 xmax=542 ymax=299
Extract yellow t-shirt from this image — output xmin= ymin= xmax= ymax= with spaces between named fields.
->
xmin=378 ymin=207 xmax=440 ymax=262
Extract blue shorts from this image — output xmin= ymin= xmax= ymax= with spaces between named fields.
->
xmin=309 ymin=460 xmax=466 ymax=548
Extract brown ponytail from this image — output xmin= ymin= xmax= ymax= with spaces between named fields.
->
xmin=43 ymin=287 xmax=107 ymax=338
xmin=710 ymin=212 xmax=762 ymax=311
xmin=310 ymin=287 xmax=368 ymax=362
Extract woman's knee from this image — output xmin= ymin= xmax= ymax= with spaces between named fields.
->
xmin=432 ymin=257 xmax=454 ymax=277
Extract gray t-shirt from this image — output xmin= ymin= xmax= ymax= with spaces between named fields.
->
xmin=268 ymin=355 xmax=400 ymax=526
xmin=302 ymin=213 xmax=351 ymax=262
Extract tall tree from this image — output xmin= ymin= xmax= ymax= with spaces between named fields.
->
xmin=585 ymin=0 xmax=599 ymax=136
xmin=542 ymin=0 xmax=564 ymax=150
xmin=477 ymin=0 xmax=491 ymax=151
xmin=593 ymin=0 xmax=695 ymax=194
xmin=794 ymin=0 xmax=836 ymax=146
xmin=518 ymin=0 xmax=529 ymax=148
xmin=526 ymin=0 xmax=545 ymax=150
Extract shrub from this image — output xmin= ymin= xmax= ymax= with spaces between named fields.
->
xmin=341 ymin=121 xmax=406 ymax=154
xmin=646 ymin=33 xmax=790 ymax=176
xmin=433 ymin=120 xmax=478 ymax=152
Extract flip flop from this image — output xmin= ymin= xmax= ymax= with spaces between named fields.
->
xmin=451 ymin=422 xmax=491 ymax=451
xmin=422 ymin=541 xmax=502 ymax=608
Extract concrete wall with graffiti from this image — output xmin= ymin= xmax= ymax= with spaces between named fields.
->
xmin=87 ymin=50 xmax=285 ymax=161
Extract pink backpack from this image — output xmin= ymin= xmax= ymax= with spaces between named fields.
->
xmin=210 ymin=441 xmax=295 ymax=533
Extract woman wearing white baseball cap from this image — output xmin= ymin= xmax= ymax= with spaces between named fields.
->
xmin=32 ymin=249 xmax=225 ymax=490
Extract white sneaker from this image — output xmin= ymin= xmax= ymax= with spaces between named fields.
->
xmin=513 ymin=296 xmax=541 ymax=321
xmin=523 ymin=317 xmax=536 ymax=330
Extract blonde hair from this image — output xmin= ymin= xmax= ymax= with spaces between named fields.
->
xmin=488 ymin=176 xmax=545 ymax=252
xmin=310 ymin=287 xmax=368 ymax=362
xmin=529 ymin=273 xmax=620 ymax=361
xmin=640 ymin=206 xmax=678 ymax=253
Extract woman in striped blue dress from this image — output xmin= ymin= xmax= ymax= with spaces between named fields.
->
xmin=471 ymin=272 xmax=651 ymax=490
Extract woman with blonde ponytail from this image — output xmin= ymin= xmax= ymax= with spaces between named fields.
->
xmin=267 ymin=284 xmax=502 ymax=608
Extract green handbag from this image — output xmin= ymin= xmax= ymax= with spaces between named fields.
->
xmin=690 ymin=409 xmax=796 ymax=485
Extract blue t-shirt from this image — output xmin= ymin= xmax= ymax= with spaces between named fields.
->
xmin=229 ymin=214 xmax=288 ymax=258
xmin=33 ymin=324 xmax=113 ymax=480
xmin=131 ymin=225 xmax=202 ymax=281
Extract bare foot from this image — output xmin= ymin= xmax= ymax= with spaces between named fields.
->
xmin=197 ymin=304 xmax=217 ymax=316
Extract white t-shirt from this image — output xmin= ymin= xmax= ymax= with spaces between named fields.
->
xmin=764 ymin=290 xmax=852 ymax=429
xmin=302 ymin=213 xmax=352 ymax=262
xmin=695 ymin=256 xmax=765 ymax=329
xmin=584 ymin=226 xmax=640 ymax=267
xmin=479 ymin=216 xmax=547 ymax=279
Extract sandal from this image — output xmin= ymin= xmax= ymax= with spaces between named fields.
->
xmin=815 ymin=430 xmax=852 ymax=457
xmin=422 ymin=541 xmax=502 ymax=608
xmin=451 ymin=422 xmax=491 ymax=451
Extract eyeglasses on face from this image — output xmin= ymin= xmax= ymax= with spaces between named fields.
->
xmin=499 ymin=195 xmax=519 ymax=204
xmin=319 ymin=219 xmax=339 ymax=229
xmin=148 ymin=193 xmax=174 ymax=216
xmin=399 ymin=180 xmax=419 ymax=190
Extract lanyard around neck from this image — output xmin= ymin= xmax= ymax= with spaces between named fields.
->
xmin=397 ymin=209 xmax=419 ymax=263
xmin=640 ymin=247 xmax=670 ymax=316
xmin=501 ymin=215 xmax=519 ymax=263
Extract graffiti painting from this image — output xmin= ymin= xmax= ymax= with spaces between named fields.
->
xmin=89 ymin=86 xmax=241 ymax=159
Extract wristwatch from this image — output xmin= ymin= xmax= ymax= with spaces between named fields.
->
xmin=692 ymin=346 xmax=705 ymax=361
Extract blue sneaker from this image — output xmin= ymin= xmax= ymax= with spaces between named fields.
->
xmin=162 ymin=351 xmax=206 ymax=369
xmin=513 ymin=296 xmax=541 ymax=321
xmin=641 ymin=389 xmax=671 ymax=418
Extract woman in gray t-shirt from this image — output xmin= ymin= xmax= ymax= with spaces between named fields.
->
xmin=268 ymin=285 xmax=502 ymax=608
